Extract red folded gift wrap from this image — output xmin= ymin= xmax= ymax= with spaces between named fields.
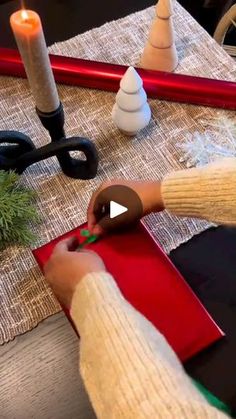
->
xmin=33 ymin=223 xmax=224 ymax=361
xmin=1 ymin=47 xmax=236 ymax=110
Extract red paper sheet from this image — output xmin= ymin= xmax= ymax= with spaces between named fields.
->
xmin=33 ymin=222 xmax=224 ymax=361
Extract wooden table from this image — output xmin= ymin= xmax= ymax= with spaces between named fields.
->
xmin=1 ymin=313 xmax=96 ymax=419
xmin=1 ymin=1 xmax=236 ymax=417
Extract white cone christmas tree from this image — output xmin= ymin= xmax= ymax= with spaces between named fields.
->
xmin=112 ymin=66 xmax=151 ymax=136
xmin=140 ymin=0 xmax=178 ymax=72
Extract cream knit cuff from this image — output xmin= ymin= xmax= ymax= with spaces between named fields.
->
xmin=161 ymin=159 xmax=236 ymax=225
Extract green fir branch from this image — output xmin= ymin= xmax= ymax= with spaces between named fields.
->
xmin=0 ymin=171 xmax=39 ymax=250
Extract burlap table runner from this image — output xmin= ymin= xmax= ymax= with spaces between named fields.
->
xmin=1 ymin=2 xmax=236 ymax=344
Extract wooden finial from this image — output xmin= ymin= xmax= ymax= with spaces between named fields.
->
xmin=140 ymin=0 xmax=178 ymax=72
xmin=156 ymin=0 xmax=173 ymax=19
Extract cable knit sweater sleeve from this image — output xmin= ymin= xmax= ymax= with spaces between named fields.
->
xmin=71 ymin=273 xmax=227 ymax=418
xmin=162 ymin=158 xmax=236 ymax=224
xmin=70 ymin=158 xmax=236 ymax=418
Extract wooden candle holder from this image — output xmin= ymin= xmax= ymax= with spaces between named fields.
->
xmin=0 ymin=102 xmax=98 ymax=179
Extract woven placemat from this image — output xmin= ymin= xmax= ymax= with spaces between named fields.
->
xmin=1 ymin=2 xmax=236 ymax=344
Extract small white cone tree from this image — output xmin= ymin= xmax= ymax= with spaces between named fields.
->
xmin=140 ymin=0 xmax=178 ymax=72
xmin=112 ymin=66 xmax=151 ymax=136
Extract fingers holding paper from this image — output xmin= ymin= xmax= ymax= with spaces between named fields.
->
xmin=44 ymin=237 xmax=106 ymax=307
xmin=87 ymin=179 xmax=164 ymax=235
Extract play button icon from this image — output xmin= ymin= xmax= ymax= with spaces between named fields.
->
xmin=93 ymin=184 xmax=143 ymax=232
xmin=110 ymin=201 xmax=128 ymax=219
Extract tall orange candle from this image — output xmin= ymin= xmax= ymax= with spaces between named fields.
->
xmin=10 ymin=10 xmax=60 ymax=113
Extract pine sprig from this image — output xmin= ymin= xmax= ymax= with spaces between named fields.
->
xmin=0 ymin=171 xmax=39 ymax=250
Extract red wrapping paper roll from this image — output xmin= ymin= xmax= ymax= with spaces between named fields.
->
xmin=0 ymin=47 xmax=236 ymax=110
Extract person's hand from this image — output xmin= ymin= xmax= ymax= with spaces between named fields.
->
xmin=44 ymin=237 xmax=106 ymax=307
xmin=87 ymin=179 xmax=164 ymax=235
